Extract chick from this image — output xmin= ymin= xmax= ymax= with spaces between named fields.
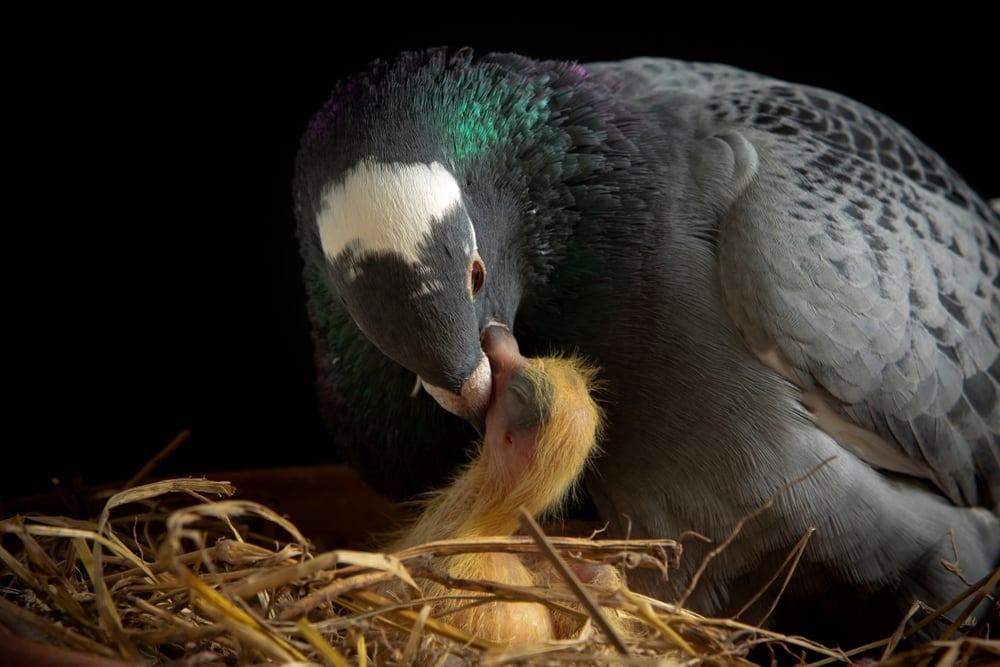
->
xmin=389 ymin=326 xmax=613 ymax=643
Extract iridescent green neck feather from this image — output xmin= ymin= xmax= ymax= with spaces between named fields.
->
xmin=412 ymin=69 xmax=551 ymax=165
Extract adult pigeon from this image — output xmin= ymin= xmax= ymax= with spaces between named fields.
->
xmin=293 ymin=48 xmax=999 ymax=646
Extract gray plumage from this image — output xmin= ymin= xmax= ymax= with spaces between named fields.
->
xmin=294 ymin=50 xmax=999 ymax=647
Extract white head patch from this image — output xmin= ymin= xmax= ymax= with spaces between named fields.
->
xmin=317 ymin=159 xmax=468 ymax=266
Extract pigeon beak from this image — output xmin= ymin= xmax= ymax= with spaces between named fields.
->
xmin=420 ymin=323 xmax=519 ymax=435
xmin=420 ymin=354 xmax=492 ymax=434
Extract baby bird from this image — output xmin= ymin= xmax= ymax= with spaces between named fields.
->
xmin=389 ymin=325 xmax=612 ymax=644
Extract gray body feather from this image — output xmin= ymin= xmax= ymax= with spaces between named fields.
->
xmin=581 ymin=58 xmax=999 ymax=638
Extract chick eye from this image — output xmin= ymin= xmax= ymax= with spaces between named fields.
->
xmin=503 ymin=375 xmax=542 ymax=431
xmin=468 ymin=254 xmax=486 ymax=298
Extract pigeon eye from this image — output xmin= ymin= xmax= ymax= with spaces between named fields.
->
xmin=468 ymin=255 xmax=486 ymax=298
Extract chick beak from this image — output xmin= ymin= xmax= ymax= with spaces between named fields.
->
xmin=480 ymin=324 xmax=525 ymax=377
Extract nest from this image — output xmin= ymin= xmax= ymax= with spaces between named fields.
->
xmin=1 ymin=475 xmax=997 ymax=666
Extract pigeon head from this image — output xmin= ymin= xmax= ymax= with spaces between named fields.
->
xmin=294 ymin=47 xmax=628 ymax=428
xmin=310 ymin=157 xmax=495 ymax=423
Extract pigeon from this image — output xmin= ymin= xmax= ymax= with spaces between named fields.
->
xmin=293 ymin=47 xmax=1000 ymax=646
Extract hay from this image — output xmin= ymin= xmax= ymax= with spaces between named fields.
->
xmin=1 ymin=477 xmax=997 ymax=666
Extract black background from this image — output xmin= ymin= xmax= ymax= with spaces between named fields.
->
xmin=6 ymin=24 xmax=996 ymax=505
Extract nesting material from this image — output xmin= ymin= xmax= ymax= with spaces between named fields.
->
xmin=0 ymin=475 xmax=997 ymax=665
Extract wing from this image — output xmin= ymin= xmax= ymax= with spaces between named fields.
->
xmin=592 ymin=57 xmax=1000 ymax=510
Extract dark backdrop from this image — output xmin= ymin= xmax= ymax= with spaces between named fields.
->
xmin=6 ymin=25 xmax=995 ymax=504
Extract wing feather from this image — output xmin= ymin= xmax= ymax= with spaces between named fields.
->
xmin=589 ymin=57 xmax=1000 ymax=510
